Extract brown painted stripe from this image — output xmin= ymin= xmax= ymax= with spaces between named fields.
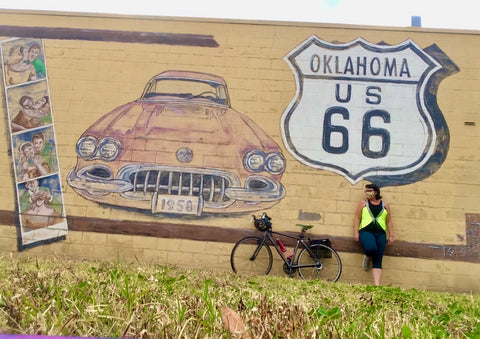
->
xmin=63 ymin=213 xmax=480 ymax=263
xmin=0 ymin=210 xmax=16 ymax=225
xmin=57 ymin=214 xmax=480 ymax=262
xmin=0 ymin=25 xmax=219 ymax=47
xmin=1 ymin=209 xmax=479 ymax=263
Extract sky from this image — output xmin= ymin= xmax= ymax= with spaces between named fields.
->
xmin=0 ymin=0 xmax=479 ymax=31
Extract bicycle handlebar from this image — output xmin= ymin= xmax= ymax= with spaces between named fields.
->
xmin=253 ymin=212 xmax=313 ymax=237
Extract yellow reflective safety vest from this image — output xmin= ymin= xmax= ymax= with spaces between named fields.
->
xmin=359 ymin=200 xmax=387 ymax=231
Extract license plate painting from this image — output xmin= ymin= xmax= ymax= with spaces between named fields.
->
xmin=152 ymin=193 xmax=202 ymax=215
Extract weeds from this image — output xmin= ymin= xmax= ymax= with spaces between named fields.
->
xmin=0 ymin=256 xmax=478 ymax=338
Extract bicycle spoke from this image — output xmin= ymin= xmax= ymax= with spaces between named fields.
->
xmin=231 ymin=237 xmax=273 ymax=276
xmin=297 ymin=244 xmax=342 ymax=282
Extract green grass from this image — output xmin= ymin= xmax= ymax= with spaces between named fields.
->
xmin=0 ymin=256 xmax=478 ymax=338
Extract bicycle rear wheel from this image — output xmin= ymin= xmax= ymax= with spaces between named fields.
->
xmin=297 ymin=244 xmax=342 ymax=282
xmin=231 ymin=237 xmax=273 ymax=276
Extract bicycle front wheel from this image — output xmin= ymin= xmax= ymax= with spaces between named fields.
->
xmin=297 ymin=244 xmax=342 ymax=282
xmin=231 ymin=237 xmax=273 ymax=276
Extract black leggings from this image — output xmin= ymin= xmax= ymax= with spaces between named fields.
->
xmin=359 ymin=230 xmax=387 ymax=269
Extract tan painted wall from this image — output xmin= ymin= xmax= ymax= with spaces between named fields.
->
xmin=0 ymin=10 xmax=479 ymax=292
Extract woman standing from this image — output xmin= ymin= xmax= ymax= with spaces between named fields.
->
xmin=354 ymin=184 xmax=394 ymax=286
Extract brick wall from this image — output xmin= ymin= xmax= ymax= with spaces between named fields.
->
xmin=0 ymin=10 xmax=479 ymax=292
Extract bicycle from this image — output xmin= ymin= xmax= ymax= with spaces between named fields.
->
xmin=230 ymin=212 xmax=342 ymax=282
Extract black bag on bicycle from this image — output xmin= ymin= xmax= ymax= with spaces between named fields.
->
xmin=309 ymin=238 xmax=332 ymax=258
xmin=253 ymin=213 xmax=272 ymax=231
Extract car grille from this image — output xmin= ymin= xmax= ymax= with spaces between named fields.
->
xmin=119 ymin=166 xmax=239 ymax=208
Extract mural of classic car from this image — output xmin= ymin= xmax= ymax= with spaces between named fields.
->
xmin=67 ymin=70 xmax=286 ymax=216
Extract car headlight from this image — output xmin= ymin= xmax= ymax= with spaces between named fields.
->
xmin=266 ymin=152 xmax=286 ymax=174
xmin=244 ymin=150 xmax=265 ymax=172
xmin=76 ymin=136 xmax=98 ymax=159
xmin=99 ymin=137 xmax=121 ymax=161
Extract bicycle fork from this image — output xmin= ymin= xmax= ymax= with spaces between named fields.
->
xmin=249 ymin=235 xmax=268 ymax=261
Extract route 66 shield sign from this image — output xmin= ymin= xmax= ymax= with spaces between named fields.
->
xmin=281 ymin=36 xmax=459 ymax=186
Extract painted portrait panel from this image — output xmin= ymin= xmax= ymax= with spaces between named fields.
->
xmin=1 ymin=38 xmax=46 ymax=87
xmin=12 ymin=126 xmax=59 ymax=182
xmin=6 ymin=80 xmax=52 ymax=133
xmin=18 ymin=175 xmax=65 ymax=233
xmin=1 ymin=37 xmax=67 ymax=250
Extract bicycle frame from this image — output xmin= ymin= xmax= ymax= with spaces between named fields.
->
xmin=231 ymin=212 xmax=341 ymax=282
xmin=252 ymin=229 xmax=322 ymax=273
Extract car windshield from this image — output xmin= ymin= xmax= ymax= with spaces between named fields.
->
xmin=141 ymin=78 xmax=229 ymax=105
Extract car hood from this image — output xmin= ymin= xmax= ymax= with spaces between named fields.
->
xmin=83 ymin=100 xmax=275 ymax=149
xmin=84 ymin=100 xmax=225 ymax=143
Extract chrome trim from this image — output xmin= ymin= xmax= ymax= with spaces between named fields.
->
xmin=118 ymin=164 xmax=241 ymax=208
xmin=67 ymin=164 xmax=285 ymax=208
xmin=67 ymin=167 xmax=133 ymax=194
xmin=76 ymin=136 xmax=121 ymax=162
xmin=225 ymin=175 xmax=285 ymax=201
xmin=99 ymin=137 xmax=121 ymax=161
xmin=176 ymin=147 xmax=193 ymax=163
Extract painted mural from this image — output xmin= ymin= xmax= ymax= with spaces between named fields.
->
xmin=0 ymin=33 xmax=465 ymax=264
xmin=1 ymin=38 xmax=68 ymax=249
xmin=281 ymin=36 xmax=459 ymax=186
xmin=67 ymin=70 xmax=286 ymax=216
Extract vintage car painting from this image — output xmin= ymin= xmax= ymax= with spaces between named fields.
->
xmin=67 ymin=71 xmax=286 ymax=216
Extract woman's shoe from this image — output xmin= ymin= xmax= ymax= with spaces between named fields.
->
xmin=362 ymin=255 xmax=371 ymax=271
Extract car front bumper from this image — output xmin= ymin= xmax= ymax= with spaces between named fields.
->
xmin=67 ymin=164 xmax=285 ymax=214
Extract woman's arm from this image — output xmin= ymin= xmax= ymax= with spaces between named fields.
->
xmin=32 ymin=155 xmax=49 ymax=176
xmin=385 ymin=202 xmax=394 ymax=245
xmin=353 ymin=201 xmax=365 ymax=242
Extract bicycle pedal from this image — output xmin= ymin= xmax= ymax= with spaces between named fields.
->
xmin=283 ymin=263 xmax=297 ymax=275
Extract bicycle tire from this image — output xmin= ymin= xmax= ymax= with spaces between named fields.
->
xmin=297 ymin=244 xmax=342 ymax=282
xmin=231 ymin=237 xmax=273 ymax=276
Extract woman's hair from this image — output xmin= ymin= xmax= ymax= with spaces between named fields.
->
xmin=28 ymin=43 xmax=41 ymax=53
xmin=365 ymin=183 xmax=382 ymax=200
xmin=7 ymin=45 xmax=23 ymax=64
xmin=19 ymin=95 xmax=34 ymax=108
xmin=19 ymin=141 xmax=33 ymax=153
